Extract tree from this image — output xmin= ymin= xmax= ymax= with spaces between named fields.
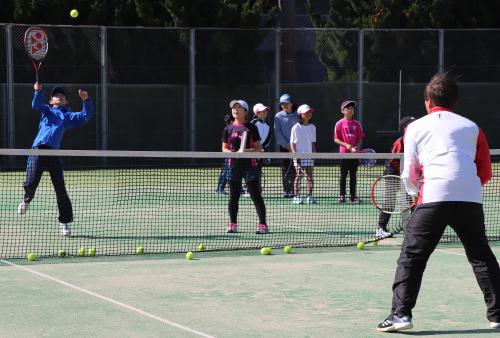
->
xmin=305 ymin=0 xmax=500 ymax=82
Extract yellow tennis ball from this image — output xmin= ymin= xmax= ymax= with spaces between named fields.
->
xmin=260 ymin=247 xmax=272 ymax=255
xmin=371 ymin=239 xmax=379 ymax=247
xmin=357 ymin=242 xmax=365 ymax=250
xmin=78 ymin=247 xmax=86 ymax=256
xmin=27 ymin=252 xmax=37 ymax=261
xmin=89 ymin=248 xmax=96 ymax=256
xmin=186 ymin=251 xmax=194 ymax=260
xmin=197 ymin=244 xmax=206 ymax=251
xmin=70 ymin=9 xmax=79 ymax=18
xmin=58 ymin=249 xmax=66 ymax=257
xmin=283 ymin=245 xmax=292 ymax=254
xmin=136 ymin=246 xmax=144 ymax=254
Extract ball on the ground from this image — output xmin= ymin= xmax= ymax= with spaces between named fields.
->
xmin=186 ymin=251 xmax=194 ymax=260
xmin=356 ymin=241 xmax=365 ymax=250
xmin=27 ymin=252 xmax=37 ymax=261
xmin=89 ymin=247 xmax=96 ymax=256
xmin=197 ymin=244 xmax=206 ymax=251
xmin=260 ymin=247 xmax=272 ymax=255
xmin=70 ymin=9 xmax=79 ymax=18
xmin=78 ymin=247 xmax=86 ymax=256
xmin=58 ymin=249 xmax=66 ymax=257
xmin=283 ymin=245 xmax=292 ymax=254
xmin=136 ymin=246 xmax=144 ymax=254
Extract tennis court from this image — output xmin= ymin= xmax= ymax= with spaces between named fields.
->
xmin=1 ymin=239 xmax=499 ymax=337
xmin=1 ymin=150 xmax=499 ymax=337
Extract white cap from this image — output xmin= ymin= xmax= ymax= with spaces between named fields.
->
xmin=229 ymin=100 xmax=249 ymax=111
xmin=253 ymin=103 xmax=269 ymax=115
xmin=297 ymin=104 xmax=315 ymax=115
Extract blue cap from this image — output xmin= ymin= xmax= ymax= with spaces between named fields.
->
xmin=279 ymin=93 xmax=292 ymax=104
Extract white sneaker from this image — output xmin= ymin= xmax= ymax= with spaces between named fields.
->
xmin=17 ymin=201 xmax=29 ymax=215
xmin=306 ymin=196 xmax=317 ymax=204
xmin=376 ymin=227 xmax=393 ymax=239
xmin=491 ymin=322 xmax=500 ymax=329
xmin=292 ymin=196 xmax=302 ymax=204
xmin=59 ymin=223 xmax=71 ymax=237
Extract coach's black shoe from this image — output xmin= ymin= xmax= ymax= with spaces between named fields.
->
xmin=376 ymin=314 xmax=413 ymax=332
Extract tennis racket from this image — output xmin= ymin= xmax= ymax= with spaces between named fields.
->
xmin=358 ymin=148 xmax=376 ymax=169
xmin=24 ymin=26 xmax=48 ymax=82
xmin=371 ymin=175 xmax=415 ymax=214
xmin=237 ymin=130 xmax=247 ymax=152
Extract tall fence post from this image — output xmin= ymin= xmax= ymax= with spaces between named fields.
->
xmin=189 ymin=29 xmax=196 ymax=151
xmin=100 ymin=26 xmax=108 ymax=150
xmin=357 ymin=29 xmax=364 ymax=127
xmin=274 ymin=27 xmax=281 ymax=151
xmin=438 ymin=29 xmax=444 ymax=73
xmin=6 ymin=24 xmax=14 ymax=148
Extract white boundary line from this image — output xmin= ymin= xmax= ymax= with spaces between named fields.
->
xmin=435 ymin=248 xmax=500 ymax=264
xmin=0 ymin=259 xmax=216 ymax=338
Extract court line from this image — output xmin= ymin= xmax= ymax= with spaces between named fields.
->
xmin=435 ymin=248 xmax=500 ymax=263
xmin=0 ymin=259 xmax=216 ymax=338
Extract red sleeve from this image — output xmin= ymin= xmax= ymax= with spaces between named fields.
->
xmin=357 ymin=121 xmax=365 ymax=139
xmin=475 ymin=128 xmax=492 ymax=186
xmin=389 ymin=138 xmax=403 ymax=171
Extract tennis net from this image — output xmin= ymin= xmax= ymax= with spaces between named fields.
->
xmin=1 ymin=149 xmax=499 ymax=258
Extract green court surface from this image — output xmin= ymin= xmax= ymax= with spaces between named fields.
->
xmin=1 ymin=240 xmax=499 ymax=337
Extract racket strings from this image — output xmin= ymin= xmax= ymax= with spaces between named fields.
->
xmin=373 ymin=176 xmax=410 ymax=213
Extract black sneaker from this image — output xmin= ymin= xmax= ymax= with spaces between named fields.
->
xmin=376 ymin=314 xmax=413 ymax=332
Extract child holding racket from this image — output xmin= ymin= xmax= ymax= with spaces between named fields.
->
xmin=290 ymin=104 xmax=317 ymax=205
xmin=18 ymin=82 xmax=93 ymax=237
xmin=333 ymin=100 xmax=365 ymax=203
xmin=222 ymin=100 xmax=268 ymax=234
xmin=375 ymin=116 xmax=415 ymax=239
xmin=377 ymin=73 xmax=500 ymax=332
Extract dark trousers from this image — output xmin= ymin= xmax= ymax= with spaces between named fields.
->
xmin=229 ymin=179 xmax=266 ymax=224
xmin=339 ymin=159 xmax=358 ymax=196
xmin=23 ymin=154 xmax=73 ymax=223
xmin=280 ymin=146 xmax=295 ymax=195
xmin=391 ymin=202 xmax=500 ymax=322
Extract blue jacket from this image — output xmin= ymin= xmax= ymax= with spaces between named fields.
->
xmin=274 ymin=109 xmax=298 ymax=148
xmin=31 ymin=90 xmax=93 ymax=149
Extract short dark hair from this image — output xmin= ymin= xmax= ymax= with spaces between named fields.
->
xmin=424 ymin=73 xmax=458 ymax=108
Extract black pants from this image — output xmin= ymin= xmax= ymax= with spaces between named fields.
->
xmin=229 ymin=179 xmax=266 ymax=225
xmin=280 ymin=146 xmax=295 ymax=195
xmin=339 ymin=159 xmax=358 ymax=196
xmin=23 ymin=153 xmax=73 ymax=223
xmin=391 ymin=202 xmax=500 ymax=322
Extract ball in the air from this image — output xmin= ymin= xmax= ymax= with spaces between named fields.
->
xmin=78 ymin=247 xmax=86 ymax=256
xmin=186 ymin=251 xmax=194 ymax=260
xmin=136 ymin=246 xmax=144 ymax=254
xmin=356 ymin=241 xmax=365 ymax=250
xmin=283 ymin=245 xmax=292 ymax=254
xmin=89 ymin=248 xmax=96 ymax=256
xmin=58 ymin=249 xmax=66 ymax=257
xmin=70 ymin=9 xmax=79 ymax=18
xmin=260 ymin=247 xmax=272 ymax=255
xmin=27 ymin=252 xmax=37 ymax=261
xmin=197 ymin=244 xmax=206 ymax=251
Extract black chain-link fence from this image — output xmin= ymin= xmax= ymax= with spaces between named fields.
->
xmin=2 ymin=25 xmax=500 ymax=152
